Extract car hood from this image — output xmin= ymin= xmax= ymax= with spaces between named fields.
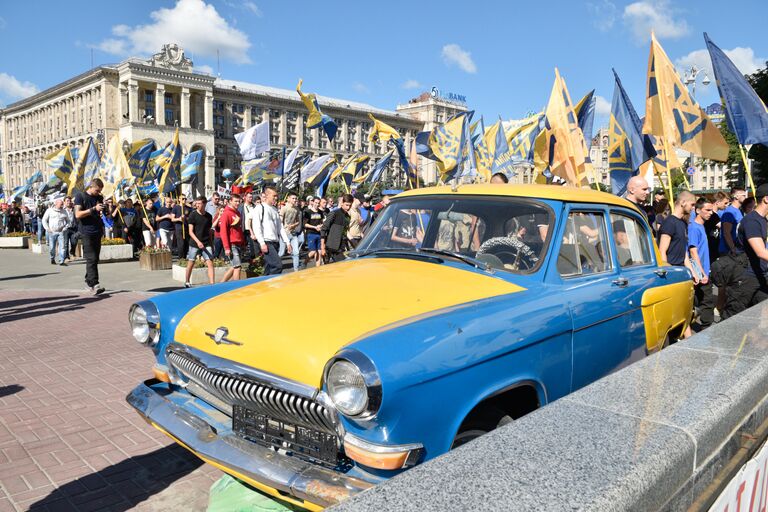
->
xmin=173 ymin=257 xmax=525 ymax=387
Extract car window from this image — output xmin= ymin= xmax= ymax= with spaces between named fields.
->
xmin=557 ymin=211 xmax=612 ymax=277
xmin=357 ymin=196 xmax=553 ymax=274
xmin=610 ymin=213 xmax=653 ymax=267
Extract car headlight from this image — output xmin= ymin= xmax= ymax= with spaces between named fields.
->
xmin=325 ymin=350 xmax=382 ymax=419
xmin=129 ymin=301 xmax=160 ymax=346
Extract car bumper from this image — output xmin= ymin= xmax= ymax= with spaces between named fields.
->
xmin=126 ymin=379 xmax=374 ymax=510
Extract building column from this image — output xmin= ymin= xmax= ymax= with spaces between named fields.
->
xmin=205 ymin=154 xmax=216 ymax=194
xmin=243 ymin=106 xmax=252 ymax=129
xmin=225 ymin=102 xmax=233 ymax=139
xmin=204 ymin=91 xmax=213 ymax=130
xmin=279 ymin=111 xmax=287 ymax=145
xmin=296 ymin=114 xmax=304 ymax=147
xmin=128 ymin=80 xmax=139 ymax=123
xmin=355 ymin=124 xmax=362 ymax=152
xmin=155 ymin=83 xmax=166 ymax=125
xmin=341 ymin=119 xmax=349 ymax=152
xmin=181 ymin=87 xmax=190 ymax=128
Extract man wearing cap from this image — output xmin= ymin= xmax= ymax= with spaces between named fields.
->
xmin=42 ymin=196 xmax=70 ymax=265
xmin=723 ymin=183 xmax=768 ymax=317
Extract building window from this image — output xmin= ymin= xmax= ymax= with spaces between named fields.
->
xmin=145 ymin=107 xmax=155 ymax=119
xmin=145 ymin=91 xmax=154 ymax=103
xmin=233 ymin=103 xmax=244 ymax=114
xmin=164 ymin=93 xmax=173 ymax=105
xmin=165 ymin=109 xmax=174 ymax=125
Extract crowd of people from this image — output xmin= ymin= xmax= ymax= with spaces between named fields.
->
xmin=620 ymin=175 xmax=768 ymax=334
xmin=4 ymin=174 xmax=767 ymax=328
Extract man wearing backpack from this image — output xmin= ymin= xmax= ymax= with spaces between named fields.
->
xmin=250 ymin=186 xmax=291 ymax=275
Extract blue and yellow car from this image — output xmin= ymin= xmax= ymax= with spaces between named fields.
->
xmin=126 ymin=184 xmax=693 ymax=510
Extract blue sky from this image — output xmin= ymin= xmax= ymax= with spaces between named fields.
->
xmin=1 ymin=0 xmax=766 ymax=130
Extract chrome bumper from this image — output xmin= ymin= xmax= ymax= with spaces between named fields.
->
xmin=126 ymin=380 xmax=374 ymax=508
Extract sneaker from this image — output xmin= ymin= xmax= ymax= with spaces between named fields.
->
xmin=184 ymin=282 xmax=191 ymax=288
xmin=93 ymin=285 xmax=105 ymax=295
xmin=50 ymin=259 xmax=56 ymax=265
xmin=85 ymin=284 xmax=95 ymax=293
xmin=59 ymin=262 xmax=67 ymax=267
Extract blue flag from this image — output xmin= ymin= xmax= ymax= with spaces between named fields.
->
xmin=368 ymin=150 xmax=394 ymax=184
xmin=180 ymin=150 xmax=204 ymax=184
xmin=127 ymin=140 xmax=156 ymax=178
xmin=609 ymin=69 xmax=657 ymax=196
xmin=705 ymin=33 xmax=768 ymax=146
xmin=575 ymin=90 xmax=596 ymax=151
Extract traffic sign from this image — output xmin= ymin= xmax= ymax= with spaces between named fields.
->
xmin=686 ymin=166 xmax=696 ymax=176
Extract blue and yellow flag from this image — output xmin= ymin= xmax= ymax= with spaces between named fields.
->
xmin=429 ymin=111 xmax=471 ymax=181
xmin=297 ymin=79 xmax=338 ymax=142
xmin=240 ymin=157 xmax=270 ymax=185
xmin=127 ymin=139 xmax=155 ymax=179
xmin=705 ymin=33 xmax=768 ymax=146
xmin=609 ymin=70 xmax=657 ymax=196
xmin=643 ymin=32 xmax=728 ymax=162
xmin=366 ymin=150 xmax=394 ymax=185
xmin=368 ymin=114 xmax=401 ymax=143
xmin=506 ymin=114 xmax=545 ymax=165
xmin=344 ymin=155 xmax=369 ymax=189
xmin=70 ymin=137 xmax=101 ymax=194
xmin=475 ymin=119 xmax=513 ymax=181
xmin=98 ymin=135 xmax=133 ymax=197
xmin=180 ymin=150 xmax=204 ymax=184
xmin=156 ymin=129 xmax=182 ymax=194
xmin=534 ymin=69 xmax=591 ymax=186
xmin=44 ymin=147 xmax=75 ymax=190
xmin=638 ymin=134 xmax=682 ymax=179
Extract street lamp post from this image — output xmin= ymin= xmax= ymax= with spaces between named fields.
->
xmin=682 ymin=65 xmax=711 ymax=190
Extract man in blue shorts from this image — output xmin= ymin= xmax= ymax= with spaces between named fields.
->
xmin=184 ymin=196 xmax=215 ymax=287
xmin=303 ymin=196 xmax=324 ymax=267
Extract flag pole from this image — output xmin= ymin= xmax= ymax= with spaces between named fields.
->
xmin=738 ymin=144 xmax=757 ymax=197
xmin=660 ymin=138 xmax=675 ymax=203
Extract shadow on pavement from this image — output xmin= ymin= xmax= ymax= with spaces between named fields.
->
xmin=0 ymin=295 xmax=78 ymax=310
xmin=0 ymin=272 xmax=59 ymax=282
xmin=30 ymin=444 xmax=205 ymax=511
xmin=0 ymin=295 xmax=108 ymax=324
xmin=146 ymin=286 xmax=184 ymax=293
xmin=0 ymin=384 xmax=24 ymax=398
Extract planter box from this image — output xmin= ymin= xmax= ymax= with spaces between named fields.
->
xmin=30 ymin=242 xmax=43 ymax=254
xmin=172 ymin=264 xmax=228 ymax=285
xmin=0 ymin=236 xmax=30 ymax=248
xmin=100 ymin=244 xmax=134 ymax=262
xmin=139 ymin=251 xmax=172 ymax=270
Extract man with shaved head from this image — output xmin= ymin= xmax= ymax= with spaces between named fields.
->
xmin=625 ymin=176 xmax=650 ymax=217
xmin=42 ymin=196 xmax=71 ymax=265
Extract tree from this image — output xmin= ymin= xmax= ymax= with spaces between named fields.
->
xmin=719 ymin=121 xmax=744 ymax=188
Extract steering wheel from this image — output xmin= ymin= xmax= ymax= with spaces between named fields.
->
xmin=476 ymin=236 xmax=538 ymax=271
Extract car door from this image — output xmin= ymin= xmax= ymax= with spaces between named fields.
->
xmin=554 ymin=206 xmax=635 ymax=391
xmin=608 ymin=209 xmax=659 ymax=360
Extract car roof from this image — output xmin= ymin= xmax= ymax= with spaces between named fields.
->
xmin=396 ymin=184 xmax=640 ymax=211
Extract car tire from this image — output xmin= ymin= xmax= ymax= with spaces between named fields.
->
xmin=451 ymin=408 xmax=513 ymax=449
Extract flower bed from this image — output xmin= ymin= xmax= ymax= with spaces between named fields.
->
xmin=172 ymin=258 xmax=228 ymax=284
xmin=139 ymin=247 xmax=172 ymax=270
xmin=0 ymin=232 xmax=32 ymax=248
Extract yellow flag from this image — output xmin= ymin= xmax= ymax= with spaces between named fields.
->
xmin=535 ymin=69 xmax=591 ymax=186
xmin=474 ymin=121 xmax=503 ymax=181
xmin=643 ymin=33 xmax=728 ymax=161
xmin=368 ymin=113 xmax=401 ymax=143
xmin=98 ymin=135 xmax=132 ymax=197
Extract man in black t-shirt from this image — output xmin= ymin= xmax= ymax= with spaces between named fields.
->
xmin=73 ymin=179 xmax=105 ymax=294
xmin=303 ymin=196 xmax=324 ymax=267
xmin=659 ymin=191 xmax=696 ymax=271
xmin=184 ymin=196 xmax=215 ymax=287
xmin=724 ymin=184 xmax=768 ymax=317
xmin=171 ymin=195 xmax=189 ymax=259
xmin=156 ymin=196 xmax=174 ymax=249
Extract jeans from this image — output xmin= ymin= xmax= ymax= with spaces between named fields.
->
xmin=263 ymin=241 xmax=282 ymax=275
xmin=213 ymin=237 xmax=224 ymax=259
xmin=288 ymin=233 xmax=304 ymax=272
xmin=37 ymin=221 xmax=44 ymax=244
xmin=64 ymin=228 xmax=78 ymax=256
xmin=81 ymin=234 xmax=101 ymax=287
xmin=47 ymin=231 xmax=67 ymax=263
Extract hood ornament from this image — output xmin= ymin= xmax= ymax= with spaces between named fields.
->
xmin=205 ymin=327 xmax=242 ymax=346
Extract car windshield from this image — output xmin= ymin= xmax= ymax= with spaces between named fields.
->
xmin=356 ymin=195 xmax=553 ymax=274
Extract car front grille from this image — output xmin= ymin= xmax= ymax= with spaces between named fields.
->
xmin=166 ymin=349 xmax=337 ymax=435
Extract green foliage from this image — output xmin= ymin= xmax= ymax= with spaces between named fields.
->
xmin=747 ymin=62 xmax=768 ymax=185
xmin=590 ymin=182 xmax=609 ymax=193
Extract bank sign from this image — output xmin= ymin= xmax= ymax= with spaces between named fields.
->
xmin=709 ymin=438 xmax=768 ymax=511
xmin=431 ymin=87 xmax=467 ymax=105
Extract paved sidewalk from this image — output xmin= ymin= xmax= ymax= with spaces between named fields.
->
xmin=0 ymin=247 xmax=183 ymax=294
xmin=0 ymin=290 xmax=219 ymax=511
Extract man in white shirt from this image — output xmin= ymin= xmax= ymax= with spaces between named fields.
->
xmin=250 ymin=186 xmax=291 ymax=275
xmin=42 ymin=197 xmax=71 ymax=265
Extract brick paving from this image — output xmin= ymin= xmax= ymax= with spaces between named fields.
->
xmin=0 ymin=290 xmax=219 ymax=511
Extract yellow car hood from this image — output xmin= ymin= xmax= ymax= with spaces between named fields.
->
xmin=174 ymin=258 xmax=525 ymax=387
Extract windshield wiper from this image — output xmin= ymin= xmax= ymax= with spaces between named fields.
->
xmin=416 ymin=248 xmax=492 ymax=272
xmin=350 ymin=247 xmax=419 ymax=258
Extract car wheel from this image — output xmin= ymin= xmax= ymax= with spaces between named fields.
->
xmin=451 ymin=408 xmax=513 ymax=449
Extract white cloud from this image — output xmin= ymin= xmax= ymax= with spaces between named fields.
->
xmin=0 ymin=73 xmax=39 ymax=101
xmin=675 ymin=46 xmax=766 ymax=85
xmin=401 ymin=79 xmax=422 ymax=90
xmin=352 ymin=82 xmax=370 ymax=94
xmin=243 ymin=1 xmax=262 ymax=16
xmin=587 ymin=0 xmax=618 ymax=32
xmin=441 ymin=44 xmax=477 ymax=74
xmin=623 ymin=1 xmax=689 ymax=43
xmin=94 ymin=0 xmax=251 ymax=64
xmin=595 ymin=95 xmax=612 ymax=116
xmin=195 ymin=64 xmax=214 ymax=74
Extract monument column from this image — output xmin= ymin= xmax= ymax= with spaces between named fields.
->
xmin=180 ymin=87 xmax=190 ymax=128
xmin=128 ymin=80 xmax=139 ymax=123
xmin=204 ymin=91 xmax=213 ymax=130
